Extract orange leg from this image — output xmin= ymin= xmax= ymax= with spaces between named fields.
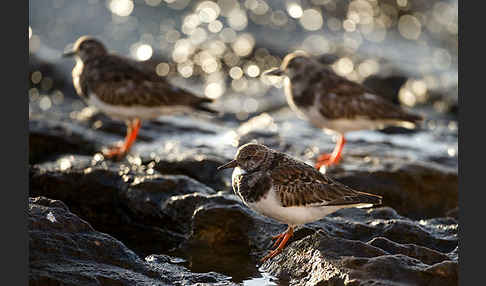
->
xmin=315 ymin=134 xmax=346 ymax=169
xmin=271 ymin=231 xmax=287 ymax=248
xmin=103 ymin=118 xmax=141 ymax=159
xmin=261 ymin=226 xmax=294 ymax=263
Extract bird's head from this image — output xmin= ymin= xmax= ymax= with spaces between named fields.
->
xmin=63 ymin=36 xmax=107 ymax=61
xmin=217 ymin=143 xmax=273 ymax=172
xmin=262 ymin=50 xmax=311 ymax=78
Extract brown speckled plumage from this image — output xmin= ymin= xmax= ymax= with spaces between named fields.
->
xmin=225 ymin=143 xmax=382 ymax=208
xmin=68 ymin=36 xmax=214 ymax=112
xmin=63 ymin=36 xmax=215 ymax=159
xmin=283 ymin=54 xmax=422 ymax=122
xmin=264 ymin=52 xmax=423 ymax=168
xmin=219 ymin=143 xmax=382 ymax=262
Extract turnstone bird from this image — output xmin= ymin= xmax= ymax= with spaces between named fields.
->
xmin=218 ymin=143 xmax=382 ymax=262
xmin=63 ymin=36 xmax=216 ymax=159
xmin=263 ymin=51 xmax=422 ymax=169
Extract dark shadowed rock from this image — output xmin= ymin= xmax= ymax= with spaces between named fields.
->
xmin=331 ymin=161 xmax=458 ymax=219
xmin=368 ymin=237 xmax=451 ymax=266
xmin=29 ymin=196 xmax=236 ymax=286
xmin=262 ymin=221 xmax=458 ymax=286
xmin=145 ymin=255 xmax=236 ymax=285
xmin=29 ymin=158 xmax=219 ymax=256
xmin=29 ymin=119 xmax=99 ymax=164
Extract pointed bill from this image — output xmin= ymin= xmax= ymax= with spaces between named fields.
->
xmin=217 ymin=159 xmax=238 ymax=170
xmin=262 ymin=67 xmax=284 ymax=77
xmin=62 ymin=50 xmax=76 ymax=57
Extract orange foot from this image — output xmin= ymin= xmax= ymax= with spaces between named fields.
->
xmin=315 ymin=153 xmax=338 ymax=169
xmin=314 ymin=134 xmax=346 ymax=169
xmin=102 ymin=143 xmax=128 ymax=160
xmin=261 ymin=226 xmax=294 ymax=263
xmin=102 ymin=118 xmax=141 ymax=160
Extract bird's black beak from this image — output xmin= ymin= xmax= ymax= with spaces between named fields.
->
xmin=62 ymin=50 xmax=76 ymax=58
xmin=262 ymin=67 xmax=284 ymax=77
xmin=217 ymin=160 xmax=238 ymax=170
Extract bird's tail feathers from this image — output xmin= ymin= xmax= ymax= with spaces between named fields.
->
xmin=354 ymin=191 xmax=383 ymax=206
xmin=194 ymin=98 xmax=219 ymax=115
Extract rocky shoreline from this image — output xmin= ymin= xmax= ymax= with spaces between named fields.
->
xmin=29 ymin=97 xmax=458 ymax=285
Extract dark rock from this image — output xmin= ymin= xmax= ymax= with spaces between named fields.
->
xmin=152 ymin=155 xmax=230 ymax=191
xmin=446 ymin=207 xmax=459 ymax=219
xmin=29 ymin=119 xmax=99 ymax=164
xmin=262 ymin=229 xmax=458 ymax=286
xmin=368 ymin=237 xmax=451 ymax=265
xmin=331 ymin=161 xmax=458 ymax=219
xmin=29 ymin=159 xmax=218 ymax=257
xmin=185 ymin=203 xmax=254 ymax=254
xmin=29 ymin=196 xmax=236 ymax=285
xmin=145 ymin=255 xmax=236 ymax=285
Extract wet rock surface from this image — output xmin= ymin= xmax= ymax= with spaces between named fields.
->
xmin=261 ymin=208 xmax=458 ymax=286
xmin=29 ymin=196 xmax=236 ymax=286
xmin=29 ymin=93 xmax=458 ymax=285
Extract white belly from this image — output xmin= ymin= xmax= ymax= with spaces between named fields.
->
xmin=247 ymin=187 xmax=368 ymax=226
xmin=305 ymin=105 xmax=392 ymax=133
xmin=232 ymin=167 xmax=246 ymax=183
xmin=293 ymin=99 xmax=406 ymax=134
xmin=87 ymin=94 xmax=192 ymax=121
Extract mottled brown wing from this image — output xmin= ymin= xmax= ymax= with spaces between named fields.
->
xmin=84 ymin=55 xmax=211 ymax=108
xmin=318 ymin=90 xmax=421 ymax=122
xmin=270 ymin=159 xmax=381 ymax=207
xmin=315 ymin=72 xmax=421 ymax=122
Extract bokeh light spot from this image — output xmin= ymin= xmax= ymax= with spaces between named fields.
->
xmin=145 ymin=0 xmax=161 ymax=6
xmin=399 ymin=88 xmax=416 ymax=107
xmin=208 ymin=20 xmax=223 ymax=33
xmin=31 ymin=71 xmax=42 ymax=84
xmin=39 ymin=96 xmax=52 ymax=111
xmin=177 ymin=61 xmax=194 ymax=78
xmin=246 ymin=64 xmax=260 ymax=77
xmin=287 ymin=3 xmax=303 ymax=19
xmin=232 ymin=33 xmax=255 ymax=57
xmin=299 ymin=9 xmax=323 ymax=31
xmin=229 ymin=66 xmax=243 ymax=79
xmin=343 ymin=19 xmax=356 ymax=32
xmin=397 ymin=0 xmax=407 ymax=8
xmin=109 ymin=0 xmax=134 ymax=17
xmin=134 ymin=44 xmax=153 ymax=61
xmin=156 ymin=62 xmax=170 ymax=76
xmin=196 ymin=1 xmax=221 ymax=23
xmin=228 ymin=9 xmax=248 ymax=31
xmin=271 ymin=10 xmax=288 ymax=26
xmin=358 ymin=59 xmax=380 ymax=78
xmin=205 ymin=82 xmax=224 ymax=99
xmin=398 ymin=15 xmax=422 ymax=40
xmin=333 ymin=57 xmax=354 ymax=75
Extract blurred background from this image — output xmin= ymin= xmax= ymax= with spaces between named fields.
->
xmin=29 ymin=0 xmax=458 ymax=122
